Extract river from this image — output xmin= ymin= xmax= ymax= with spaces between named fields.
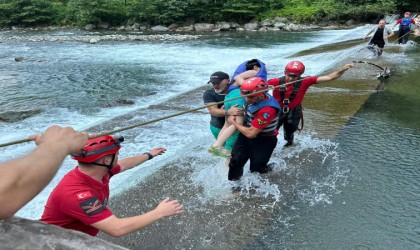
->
xmin=0 ymin=27 xmax=419 ymax=249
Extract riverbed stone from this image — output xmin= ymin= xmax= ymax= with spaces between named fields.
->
xmin=244 ymin=22 xmax=259 ymax=31
xmin=151 ymin=25 xmax=169 ymax=32
xmin=0 ymin=217 xmax=127 ymax=249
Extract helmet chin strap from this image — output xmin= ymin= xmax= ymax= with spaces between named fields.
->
xmin=91 ymin=154 xmax=116 ymax=176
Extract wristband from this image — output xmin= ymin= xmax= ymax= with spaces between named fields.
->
xmin=144 ymin=152 xmax=153 ymax=160
xmin=225 ymin=110 xmax=229 ymax=116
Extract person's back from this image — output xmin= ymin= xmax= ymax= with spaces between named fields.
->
xmin=41 ymin=165 xmax=120 ymax=236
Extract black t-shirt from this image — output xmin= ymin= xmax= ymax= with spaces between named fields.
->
xmin=203 ymin=88 xmax=225 ymax=129
xmin=372 ymin=28 xmax=384 ymax=42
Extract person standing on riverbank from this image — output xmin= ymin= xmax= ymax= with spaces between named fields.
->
xmin=227 ymin=77 xmax=280 ymax=181
xmin=0 ymin=125 xmax=88 ymax=220
xmin=203 ymin=71 xmax=243 ymax=156
xmin=364 ymin=19 xmax=394 ymax=56
xmin=268 ymin=61 xmax=353 ymax=147
xmin=40 ymin=135 xmax=183 ymax=237
xmin=392 ymin=12 xmax=416 ymax=44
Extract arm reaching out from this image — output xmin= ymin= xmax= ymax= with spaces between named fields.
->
xmin=92 ymin=197 xmax=184 ymax=237
xmin=0 ymin=125 xmax=88 ymax=219
xmin=317 ymin=64 xmax=353 ymax=83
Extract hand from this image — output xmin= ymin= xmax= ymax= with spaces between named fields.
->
xmin=342 ymin=63 xmax=354 ymax=71
xmin=227 ymin=105 xmax=243 ymax=116
xmin=149 ymin=147 xmax=166 ymax=158
xmin=154 ymin=197 xmax=184 ymax=218
xmin=29 ymin=125 xmax=88 ymax=154
xmin=228 ymin=115 xmax=237 ymax=124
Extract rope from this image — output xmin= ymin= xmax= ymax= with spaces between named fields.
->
xmin=391 ymin=30 xmax=415 ymax=44
xmin=0 ymin=67 xmax=350 ymax=148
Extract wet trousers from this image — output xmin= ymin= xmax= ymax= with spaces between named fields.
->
xmin=398 ymin=29 xmax=410 ymax=44
xmin=228 ymin=133 xmax=277 ymax=181
xmin=277 ymin=106 xmax=302 ymax=143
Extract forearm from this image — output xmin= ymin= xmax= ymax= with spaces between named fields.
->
xmin=118 ymin=154 xmax=150 ymax=171
xmin=93 ymin=210 xmax=162 ymax=237
xmin=0 ymin=144 xmax=68 ymax=219
xmin=231 ymin=120 xmax=257 ymax=139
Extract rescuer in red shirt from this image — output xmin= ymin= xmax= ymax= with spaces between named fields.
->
xmin=41 ymin=135 xmax=183 ymax=237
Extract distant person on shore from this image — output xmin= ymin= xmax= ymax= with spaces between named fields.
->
xmin=40 ymin=135 xmax=183 ymax=237
xmin=0 ymin=125 xmax=88 ymax=220
xmin=267 ymin=61 xmax=353 ymax=147
xmin=209 ymin=59 xmax=266 ymax=159
xmin=203 ymin=71 xmax=243 ymax=158
xmin=392 ymin=12 xmax=416 ymax=44
xmin=227 ymin=77 xmax=280 ymax=181
xmin=364 ymin=19 xmax=394 ymax=56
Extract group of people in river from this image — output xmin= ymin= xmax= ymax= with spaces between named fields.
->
xmin=203 ymin=59 xmax=353 ymax=180
xmin=364 ymin=12 xmax=420 ymax=57
xmin=1 ymin=12 xmax=418 ymax=241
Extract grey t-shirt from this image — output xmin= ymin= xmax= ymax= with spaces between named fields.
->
xmin=203 ymin=88 xmax=225 ymax=129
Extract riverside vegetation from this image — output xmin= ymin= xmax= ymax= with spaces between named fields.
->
xmin=0 ymin=0 xmax=419 ymax=30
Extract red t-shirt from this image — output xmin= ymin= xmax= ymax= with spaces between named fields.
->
xmin=40 ymin=165 xmax=121 ymax=236
xmin=251 ymin=106 xmax=279 ymax=136
xmin=268 ymin=76 xmax=318 ymax=109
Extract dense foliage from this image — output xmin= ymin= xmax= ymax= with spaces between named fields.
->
xmin=0 ymin=0 xmax=418 ymax=27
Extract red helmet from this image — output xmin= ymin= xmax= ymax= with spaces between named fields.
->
xmin=284 ymin=61 xmax=305 ymax=77
xmin=71 ymin=135 xmax=123 ymax=163
xmin=240 ymin=77 xmax=268 ymax=97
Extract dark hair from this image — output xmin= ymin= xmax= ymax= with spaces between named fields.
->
xmin=245 ymin=59 xmax=261 ymax=70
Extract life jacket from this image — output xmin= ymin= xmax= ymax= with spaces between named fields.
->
xmin=243 ymin=94 xmax=280 ymax=135
xmin=230 ymin=59 xmax=267 ymax=83
xmin=401 ymin=18 xmax=412 ymax=30
xmin=274 ymin=76 xmax=303 ymax=113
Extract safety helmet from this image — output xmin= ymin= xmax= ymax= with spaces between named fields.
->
xmin=71 ymin=135 xmax=124 ymax=163
xmin=240 ymin=77 xmax=268 ymax=97
xmin=284 ymin=61 xmax=305 ymax=77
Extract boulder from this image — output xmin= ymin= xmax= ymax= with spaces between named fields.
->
xmin=84 ymin=24 xmax=96 ymax=30
xmin=0 ymin=217 xmax=127 ymax=250
xmin=215 ymin=21 xmax=231 ymax=31
xmin=98 ymin=22 xmax=110 ymax=29
xmin=0 ymin=109 xmax=42 ymax=123
xmin=151 ymin=25 xmax=169 ymax=32
xmin=244 ymin=22 xmax=259 ymax=31
xmin=194 ymin=23 xmax=215 ymax=32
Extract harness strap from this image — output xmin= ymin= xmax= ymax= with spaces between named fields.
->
xmin=279 ymin=76 xmax=302 ymax=113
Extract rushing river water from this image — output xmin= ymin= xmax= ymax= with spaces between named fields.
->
xmin=0 ymin=27 xmax=419 ymax=249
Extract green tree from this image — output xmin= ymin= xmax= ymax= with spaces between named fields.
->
xmin=66 ymin=0 xmax=126 ymax=26
xmin=8 ymin=0 xmax=57 ymax=26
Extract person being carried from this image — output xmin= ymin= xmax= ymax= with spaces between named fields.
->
xmin=209 ymin=59 xmax=267 ymax=158
xmin=203 ymin=71 xmax=243 ymax=158
xmin=40 ymin=135 xmax=183 ymax=237
xmin=392 ymin=12 xmax=416 ymax=44
xmin=0 ymin=125 xmax=88 ymax=220
xmin=364 ymin=19 xmax=394 ymax=57
xmin=227 ymin=77 xmax=281 ymax=181
xmin=414 ymin=15 xmax=420 ymax=37
xmin=268 ymin=61 xmax=353 ymax=147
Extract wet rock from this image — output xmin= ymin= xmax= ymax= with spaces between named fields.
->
xmin=116 ymin=99 xmax=135 ymax=105
xmin=0 ymin=216 xmax=127 ymax=250
xmin=14 ymin=57 xmax=24 ymax=62
xmin=0 ymin=109 xmax=42 ymax=123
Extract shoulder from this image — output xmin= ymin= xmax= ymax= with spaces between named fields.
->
xmin=302 ymin=76 xmax=318 ymax=84
xmin=267 ymin=78 xmax=280 ymax=85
